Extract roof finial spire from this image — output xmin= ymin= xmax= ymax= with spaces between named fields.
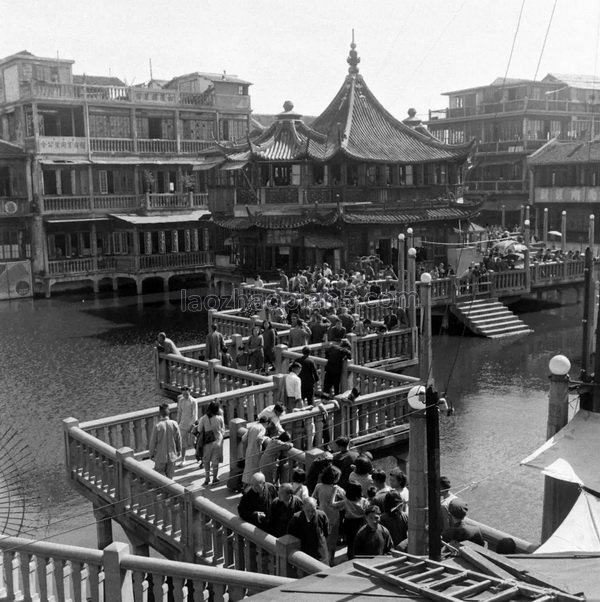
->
xmin=347 ymin=30 xmax=360 ymax=75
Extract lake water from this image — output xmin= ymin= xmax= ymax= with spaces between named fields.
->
xmin=0 ymin=287 xmax=583 ymax=546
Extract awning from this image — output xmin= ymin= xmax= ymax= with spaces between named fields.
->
xmin=192 ymin=158 xmax=225 ymax=171
xmin=535 ymin=490 xmax=600 ymax=553
xmin=44 ymin=216 xmax=110 ymax=223
xmin=39 ymin=158 xmax=91 ymax=165
xmin=521 ymin=410 xmax=600 ymax=492
xmin=110 ymin=210 xmax=210 ymax=225
xmin=220 ymin=161 xmax=248 ymax=171
xmin=303 ymin=233 xmax=344 ymax=249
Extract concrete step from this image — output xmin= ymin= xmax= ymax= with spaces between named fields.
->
xmin=451 ymin=297 xmax=532 ymax=339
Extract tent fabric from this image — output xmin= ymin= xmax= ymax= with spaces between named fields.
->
xmin=535 ymin=490 xmax=600 ymax=553
xmin=521 ymin=410 xmax=600 ymax=492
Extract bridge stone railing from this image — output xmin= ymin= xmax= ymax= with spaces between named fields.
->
xmin=0 ymin=535 xmax=292 ymax=602
xmin=63 ymin=420 xmax=328 ymax=577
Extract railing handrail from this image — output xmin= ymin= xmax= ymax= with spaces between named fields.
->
xmin=80 ymin=382 xmax=276 ymax=431
xmin=122 ymin=554 xmax=294 ymax=589
xmin=65 ymin=421 xmax=328 ymax=574
xmin=0 ymin=534 xmax=104 ymax=563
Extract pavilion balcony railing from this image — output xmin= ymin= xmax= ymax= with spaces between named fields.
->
xmin=19 ymin=81 xmax=214 ymax=106
xmin=47 ymin=257 xmax=116 ymax=276
xmin=464 ymin=179 xmax=528 ymax=193
xmin=63 ymin=416 xmax=327 ymax=577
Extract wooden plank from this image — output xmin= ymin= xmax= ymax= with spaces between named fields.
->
xmin=457 ymin=546 xmax=514 ymax=581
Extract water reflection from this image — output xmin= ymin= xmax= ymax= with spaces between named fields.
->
xmin=0 ymin=288 xmax=583 ymax=545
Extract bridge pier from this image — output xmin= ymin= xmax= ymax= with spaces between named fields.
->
xmin=93 ymin=505 xmax=114 ymax=550
xmin=92 ymin=278 xmax=100 ymax=294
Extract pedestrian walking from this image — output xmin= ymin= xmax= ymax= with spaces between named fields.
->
xmin=197 ymin=400 xmax=225 ymax=485
xmin=149 ymin=403 xmax=181 ymax=479
xmin=176 ymin=386 xmax=198 ymax=466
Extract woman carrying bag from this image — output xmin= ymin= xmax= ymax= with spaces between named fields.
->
xmin=197 ymin=401 xmax=225 ymax=486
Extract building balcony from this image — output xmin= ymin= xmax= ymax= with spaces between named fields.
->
xmin=19 ymin=81 xmax=214 ymax=107
xmin=47 ymin=251 xmax=214 ymax=276
xmin=535 ymin=186 xmax=600 ymax=204
xmin=428 ymin=98 xmax=600 ymax=121
xmin=40 ymin=192 xmax=208 ymax=214
xmin=0 ymin=197 xmax=30 ymax=217
xmin=237 ymin=184 xmax=457 ymax=207
xmin=28 ymin=136 xmax=216 ymax=155
xmin=465 ymin=180 xmax=528 ymax=194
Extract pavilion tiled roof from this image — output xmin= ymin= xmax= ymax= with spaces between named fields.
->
xmin=341 ymin=204 xmax=480 ymax=225
xmin=218 ymin=42 xmax=473 ymax=166
xmin=527 ymin=138 xmax=600 ymax=165
xmin=214 ymin=211 xmax=338 ymax=230
xmin=308 ymin=42 xmax=474 ymax=163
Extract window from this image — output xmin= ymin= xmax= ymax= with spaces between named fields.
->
xmin=112 ymin=232 xmax=128 ymax=254
xmin=98 ymin=170 xmax=109 ymax=194
xmin=238 ymin=85 xmax=248 ymax=95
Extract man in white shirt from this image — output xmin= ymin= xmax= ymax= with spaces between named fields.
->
xmin=258 ymin=403 xmax=285 ymax=436
xmin=284 ymin=362 xmax=303 ymax=412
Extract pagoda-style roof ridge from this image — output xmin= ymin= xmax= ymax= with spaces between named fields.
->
xmin=311 ymin=66 xmax=474 ymax=163
xmin=216 ymin=114 xmax=329 ymax=162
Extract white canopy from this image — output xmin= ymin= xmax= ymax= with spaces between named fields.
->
xmin=535 ymin=490 xmax=600 ymax=553
xmin=521 ymin=410 xmax=600 ymax=491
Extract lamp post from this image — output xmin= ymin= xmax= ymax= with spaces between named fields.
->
xmin=501 ymin=205 xmax=506 ymax=229
xmin=541 ymin=354 xmax=572 ymax=541
xmin=543 ymin=208 xmax=549 ymax=247
xmin=524 ymin=219 xmax=531 ymax=291
xmin=398 ymin=233 xmax=405 ymax=295
xmin=561 ymin=210 xmax=567 ymax=252
xmin=589 ymin=214 xmax=595 ymax=255
xmin=407 ymin=227 xmax=414 ymax=250
xmin=407 ymin=247 xmax=417 ymax=328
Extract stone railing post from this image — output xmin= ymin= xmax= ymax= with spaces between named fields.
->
xmin=63 ymin=417 xmax=80 ymax=477
xmin=340 ymin=359 xmax=352 ymax=392
xmin=207 ymin=359 xmax=221 ymax=394
xmin=115 ymin=447 xmax=134 ymax=514
xmin=207 ymin=308 xmax=216 ymax=331
xmin=276 ymin=535 xmax=301 ymax=577
xmin=346 ymin=332 xmax=358 ymax=363
xmin=144 ymin=191 xmax=150 ymax=211
xmin=103 ymin=542 xmax=133 ymax=602
xmin=304 ymin=448 xmax=323 ymax=478
xmin=275 ymin=344 xmax=289 ymax=374
xmin=273 ymin=374 xmax=285 ymax=407
xmin=188 ymin=191 xmax=194 ymax=208
xmin=183 ymin=485 xmax=203 ymax=563
xmin=229 ymin=418 xmax=247 ymax=465
xmin=231 ymin=333 xmax=243 ymax=367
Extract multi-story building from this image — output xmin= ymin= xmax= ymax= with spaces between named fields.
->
xmin=426 ymin=73 xmax=600 ymax=226
xmin=206 ymin=41 xmax=478 ymax=275
xmin=0 ymin=50 xmax=251 ymax=296
xmin=528 ymin=138 xmax=600 ymax=240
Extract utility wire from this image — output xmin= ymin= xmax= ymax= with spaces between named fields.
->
xmin=532 ymin=0 xmax=558 ymax=82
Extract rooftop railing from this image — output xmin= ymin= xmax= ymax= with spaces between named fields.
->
xmin=19 ymin=81 xmax=214 ymax=106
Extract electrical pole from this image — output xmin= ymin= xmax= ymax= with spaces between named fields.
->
xmin=426 ymin=386 xmax=441 ymax=561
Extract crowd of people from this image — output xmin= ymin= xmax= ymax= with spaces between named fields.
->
xmin=235 ymin=436 xmax=486 ymax=565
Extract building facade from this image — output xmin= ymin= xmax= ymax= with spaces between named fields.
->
xmin=0 ymin=50 xmax=251 ymax=296
xmin=207 ymin=42 xmax=478 ymax=276
xmin=426 ymin=73 xmax=600 ymax=226
xmin=528 ymin=138 xmax=600 ymax=240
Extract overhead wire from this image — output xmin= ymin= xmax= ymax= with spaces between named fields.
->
xmin=532 ymin=0 xmax=558 ymax=83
